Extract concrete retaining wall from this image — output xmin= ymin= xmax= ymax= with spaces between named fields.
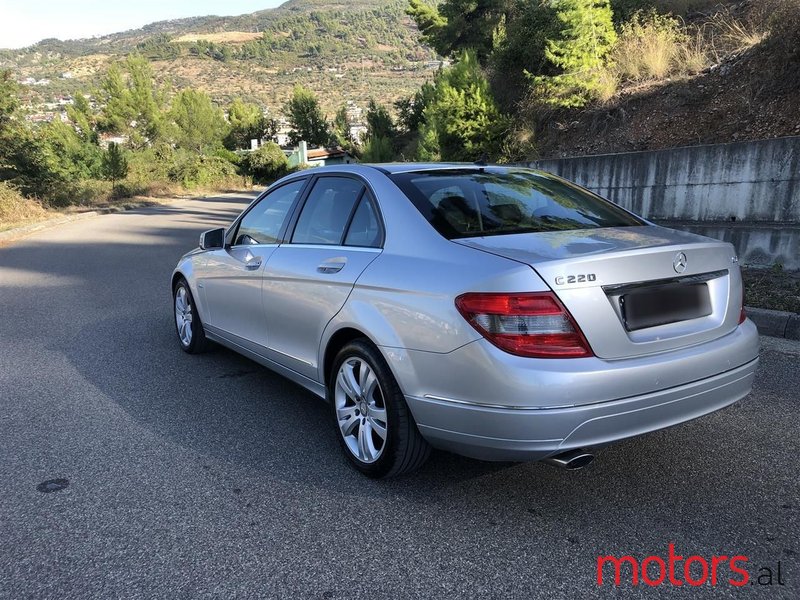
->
xmin=520 ymin=136 xmax=800 ymax=268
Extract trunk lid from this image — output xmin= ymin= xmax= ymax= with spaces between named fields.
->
xmin=455 ymin=225 xmax=743 ymax=359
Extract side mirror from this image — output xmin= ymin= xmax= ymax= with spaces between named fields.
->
xmin=199 ymin=228 xmax=225 ymax=250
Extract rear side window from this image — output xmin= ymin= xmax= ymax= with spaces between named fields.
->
xmin=292 ymin=177 xmax=365 ymax=245
xmin=344 ymin=197 xmax=381 ymax=247
xmin=389 ymin=169 xmax=644 ymax=239
xmin=236 ymin=179 xmax=305 ymax=245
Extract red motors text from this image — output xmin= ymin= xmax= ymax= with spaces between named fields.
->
xmin=597 ymin=543 xmax=785 ymax=587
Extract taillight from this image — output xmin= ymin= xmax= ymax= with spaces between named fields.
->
xmin=455 ymin=292 xmax=593 ymax=358
xmin=739 ymin=285 xmax=746 ymax=324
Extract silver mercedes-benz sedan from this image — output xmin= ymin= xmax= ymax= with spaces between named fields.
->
xmin=171 ymin=164 xmax=759 ymax=477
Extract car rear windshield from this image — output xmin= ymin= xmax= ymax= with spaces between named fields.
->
xmin=389 ymin=169 xmax=644 ymax=239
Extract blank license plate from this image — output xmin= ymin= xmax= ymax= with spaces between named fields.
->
xmin=621 ymin=283 xmax=712 ymax=331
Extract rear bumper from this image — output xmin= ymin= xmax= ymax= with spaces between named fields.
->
xmin=398 ymin=323 xmax=760 ymax=461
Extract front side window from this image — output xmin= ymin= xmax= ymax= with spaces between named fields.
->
xmin=291 ymin=177 xmax=365 ymax=245
xmin=389 ymin=169 xmax=644 ymax=239
xmin=235 ymin=179 xmax=305 ymax=245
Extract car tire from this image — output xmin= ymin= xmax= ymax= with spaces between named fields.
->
xmin=173 ymin=278 xmax=211 ymax=354
xmin=329 ymin=339 xmax=431 ymax=478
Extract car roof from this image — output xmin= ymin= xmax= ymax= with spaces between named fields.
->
xmin=294 ymin=163 xmax=541 ymax=176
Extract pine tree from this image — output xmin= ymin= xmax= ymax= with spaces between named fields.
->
xmin=102 ymin=142 xmax=129 ymax=195
xmin=420 ymin=50 xmax=508 ymax=162
xmin=530 ymin=0 xmax=616 ymax=107
xmin=169 ymin=89 xmax=229 ymax=152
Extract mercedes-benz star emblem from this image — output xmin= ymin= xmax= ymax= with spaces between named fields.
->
xmin=673 ymin=252 xmax=688 ymax=273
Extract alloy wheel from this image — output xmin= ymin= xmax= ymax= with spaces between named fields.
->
xmin=175 ymin=286 xmax=193 ymax=347
xmin=334 ymin=357 xmax=388 ymax=463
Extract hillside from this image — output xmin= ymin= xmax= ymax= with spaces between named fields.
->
xmin=533 ymin=1 xmax=800 ymax=158
xmin=0 ymin=0 xmax=438 ymax=115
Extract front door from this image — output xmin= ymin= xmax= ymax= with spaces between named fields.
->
xmin=200 ymin=179 xmax=306 ymax=351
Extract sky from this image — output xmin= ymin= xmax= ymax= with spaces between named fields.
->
xmin=0 ymin=0 xmax=285 ymax=49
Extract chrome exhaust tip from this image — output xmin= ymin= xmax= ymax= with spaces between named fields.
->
xmin=542 ymin=449 xmax=595 ymax=471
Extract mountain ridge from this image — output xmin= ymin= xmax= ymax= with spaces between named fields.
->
xmin=0 ymin=0 xmax=437 ymax=116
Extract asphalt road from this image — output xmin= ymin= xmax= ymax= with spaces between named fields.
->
xmin=0 ymin=194 xmax=797 ymax=599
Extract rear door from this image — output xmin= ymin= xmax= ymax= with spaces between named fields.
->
xmin=262 ymin=175 xmax=383 ymax=379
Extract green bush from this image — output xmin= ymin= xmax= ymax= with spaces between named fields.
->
xmin=243 ymin=142 xmax=289 ymax=183
xmin=168 ymin=150 xmax=240 ymax=189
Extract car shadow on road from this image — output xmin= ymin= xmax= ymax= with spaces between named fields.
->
xmin=61 ymin=305 xmax=798 ymax=545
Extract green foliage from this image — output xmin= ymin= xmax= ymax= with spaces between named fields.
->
xmin=1 ymin=58 xmax=247 ymax=207
xmin=284 ymin=85 xmax=330 ymax=147
xmin=168 ymin=150 xmax=239 ymax=189
xmin=169 ymin=89 xmax=229 ymax=152
xmin=395 ymin=82 xmax=435 ymax=134
xmin=361 ymin=136 xmax=395 ymax=162
xmin=415 ymin=121 xmax=441 ymax=161
xmin=332 ymin=105 xmax=353 ymax=146
xmin=0 ymin=70 xmax=19 ymax=127
xmin=137 ymin=34 xmax=180 ymax=60
xmin=98 ymin=55 xmax=169 ymax=147
xmin=244 ymin=142 xmax=289 ymax=182
xmin=41 ymin=121 xmax=103 ymax=181
xmin=408 ymin=0 xmax=505 ymax=62
xmin=407 ymin=0 xmax=449 ymax=53
xmin=225 ymin=98 xmax=278 ymax=150
xmin=420 ymin=51 xmax=509 ymax=161
xmin=365 ymin=99 xmax=397 ymax=142
xmin=529 ymin=0 xmax=617 ymax=107
xmin=102 ymin=143 xmax=129 ymax=190
xmin=489 ymin=2 xmax=560 ymax=107
xmin=67 ymin=94 xmax=98 ymax=143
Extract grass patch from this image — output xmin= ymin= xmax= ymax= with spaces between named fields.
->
xmin=0 ymin=182 xmax=50 ymax=231
xmin=610 ymin=11 xmax=710 ymax=82
xmin=742 ymin=265 xmax=800 ymax=314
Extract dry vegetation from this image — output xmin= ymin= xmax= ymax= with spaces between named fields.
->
xmin=593 ymin=0 xmax=798 ymax=103
xmin=0 ymin=182 xmax=49 ymax=230
xmin=538 ymin=0 xmax=800 ymax=156
xmin=173 ymin=32 xmax=264 ymax=44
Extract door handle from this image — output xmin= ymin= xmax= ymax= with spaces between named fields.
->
xmin=245 ymin=258 xmax=263 ymax=270
xmin=317 ymin=260 xmax=346 ymax=274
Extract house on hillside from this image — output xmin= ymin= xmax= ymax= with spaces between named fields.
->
xmin=286 ymin=141 xmax=357 ymax=168
xmin=98 ymin=133 xmax=129 ymax=149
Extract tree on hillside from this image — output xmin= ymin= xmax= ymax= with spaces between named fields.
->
xmin=332 ymin=106 xmax=351 ymax=142
xmin=0 ymin=69 xmax=20 ymax=129
xmin=529 ymin=0 xmax=617 ymax=107
xmin=225 ymin=98 xmax=278 ymax=150
xmin=102 ymin=142 xmax=129 ymax=195
xmin=408 ymin=0 xmax=560 ymax=110
xmin=361 ymin=99 xmax=398 ymax=162
xmin=419 ymin=51 xmax=509 ymax=162
xmin=395 ymin=82 xmax=436 ymax=135
xmin=67 ymin=94 xmax=98 ymax=144
xmin=408 ymin=0 xmax=505 ymax=62
xmin=284 ymin=85 xmax=330 ymax=147
xmin=169 ymin=89 xmax=229 ymax=152
xmin=365 ymin=99 xmax=397 ymax=142
xmin=98 ymin=55 xmax=169 ymax=148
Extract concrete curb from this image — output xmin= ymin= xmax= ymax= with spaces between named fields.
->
xmin=0 ymin=210 xmax=102 ymax=243
xmin=746 ymin=307 xmax=800 ymax=340
xmin=0 ymin=200 xmax=177 ymax=245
